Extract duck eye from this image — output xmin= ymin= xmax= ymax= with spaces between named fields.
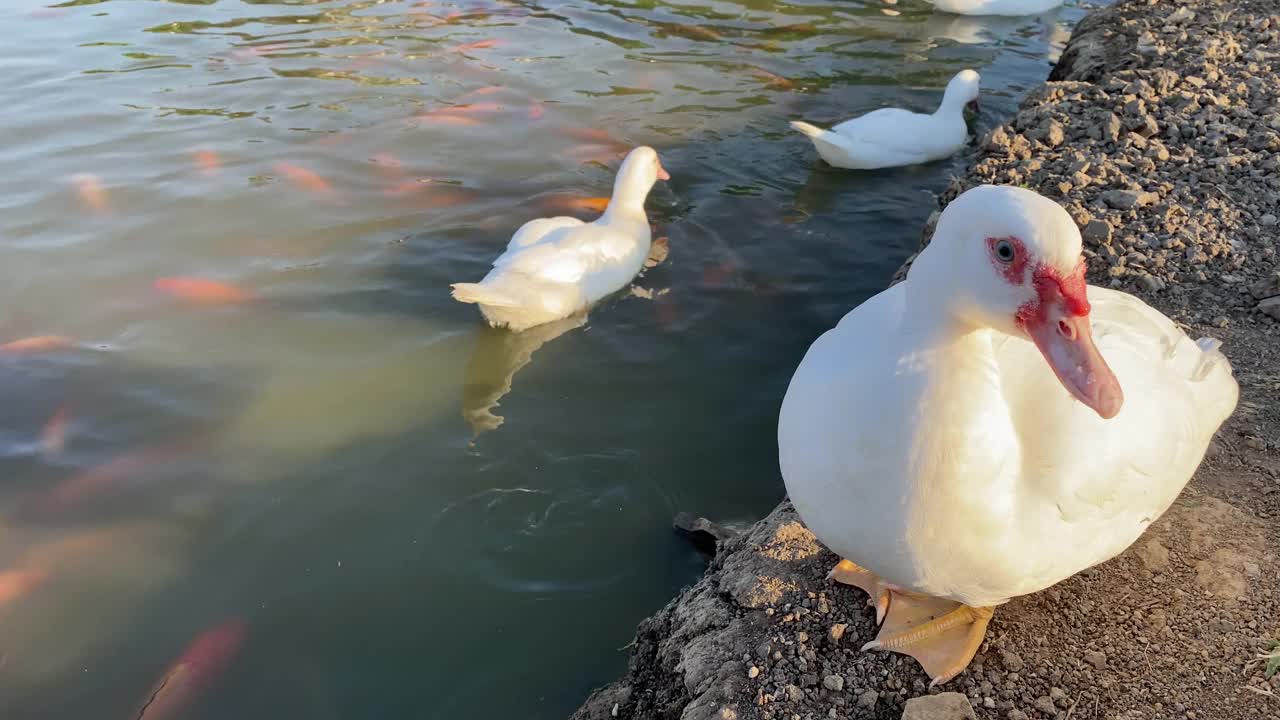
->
xmin=994 ymin=239 xmax=1015 ymax=263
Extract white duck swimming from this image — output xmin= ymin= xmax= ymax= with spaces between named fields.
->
xmin=451 ymin=146 xmax=668 ymax=331
xmin=778 ymin=185 xmax=1238 ymax=686
xmin=928 ymin=0 xmax=1063 ymax=17
xmin=790 ymin=69 xmax=980 ymax=170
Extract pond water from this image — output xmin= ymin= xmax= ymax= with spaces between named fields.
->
xmin=0 ymin=0 xmax=1088 ymax=717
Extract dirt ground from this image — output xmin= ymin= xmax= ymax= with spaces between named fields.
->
xmin=572 ymin=0 xmax=1280 ymax=718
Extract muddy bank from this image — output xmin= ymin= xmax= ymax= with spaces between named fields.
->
xmin=573 ymin=1 xmax=1280 ymax=718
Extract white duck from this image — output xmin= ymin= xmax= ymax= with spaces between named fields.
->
xmin=928 ymin=0 xmax=1063 ymax=17
xmin=451 ymin=146 xmax=668 ymax=331
xmin=790 ymin=69 xmax=980 ymax=170
xmin=778 ymin=185 xmax=1238 ymax=686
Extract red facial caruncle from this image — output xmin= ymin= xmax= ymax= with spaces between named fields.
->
xmin=987 ymin=235 xmax=1123 ymax=420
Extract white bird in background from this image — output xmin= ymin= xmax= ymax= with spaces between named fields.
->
xmin=790 ymin=69 xmax=980 ymax=170
xmin=451 ymin=146 xmax=669 ymax=332
xmin=928 ymin=0 xmax=1064 ymax=17
xmin=778 ymin=185 xmax=1238 ymax=686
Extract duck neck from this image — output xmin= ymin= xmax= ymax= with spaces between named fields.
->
xmin=934 ymin=89 xmax=968 ymax=119
xmin=600 ymin=177 xmax=651 ymax=228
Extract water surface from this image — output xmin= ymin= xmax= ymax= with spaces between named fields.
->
xmin=0 ymin=0 xmax=1086 ymax=717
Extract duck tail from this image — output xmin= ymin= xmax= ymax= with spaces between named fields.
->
xmin=450 ymin=283 xmax=519 ymax=307
xmin=1189 ymin=335 xmax=1239 ymax=424
xmin=1191 ymin=337 xmax=1231 ymax=381
xmin=789 ymin=121 xmax=827 ymax=139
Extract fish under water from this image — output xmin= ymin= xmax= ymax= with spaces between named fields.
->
xmin=153 ymin=277 xmax=254 ymax=304
xmin=135 ymin=620 xmax=248 ymax=720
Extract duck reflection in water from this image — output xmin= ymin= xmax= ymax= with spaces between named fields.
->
xmin=460 ymin=313 xmax=587 ymax=437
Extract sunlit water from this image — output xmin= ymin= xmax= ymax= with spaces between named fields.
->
xmin=1 ymin=0 xmax=1087 ymax=717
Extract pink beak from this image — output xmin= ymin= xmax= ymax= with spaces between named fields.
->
xmin=1021 ymin=265 xmax=1123 ymax=419
xmin=656 ymin=160 xmax=670 ymax=182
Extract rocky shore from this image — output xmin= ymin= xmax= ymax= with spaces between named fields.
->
xmin=573 ymin=0 xmax=1280 ymax=718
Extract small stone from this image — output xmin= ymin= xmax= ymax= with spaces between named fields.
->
xmin=1084 ymin=650 xmax=1107 ymax=670
xmin=1035 ymin=696 xmax=1058 ymax=716
xmin=1244 ymin=561 xmax=1261 ymax=578
xmin=1101 ymin=189 xmax=1158 ymax=209
xmin=796 ymin=632 xmax=808 ymax=644
xmin=1008 ymin=711 xmax=1029 ymax=720
xmin=1261 ymin=213 xmax=1278 ymax=226
xmin=1045 ymin=120 xmax=1065 ymax=148
xmin=1082 ymin=219 xmax=1113 ymax=244
xmin=1260 ymin=297 xmax=1280 ymax=320
xmin=1138 ymin=273 xmax=1166 ymax=292
xmin=1249 ymin=272 xmax=1280 ymax=299
xmin=1246 ymin=436 xmax=1266 ymax=450
xmin=983 ymin=697 xmax=997 ymax=709
xmin=823 ymin=674 xmax=844 ymax=692
xmin=1000 ymin=650 xmax=1025 ymax=673
xmin=857 ymin=689 xmax=878 ymax=709
xmin=1213 ymin=315 xmax=1229 ymax=328
xmin=785 ymin=685 xmax=804 ymax=703
xmin=749 ymin=666 xmax=761 ymax=679
xmin=830 ymin=623 xmax=847 ymax=642
xmin=1101 ymin=113 xmax=1122 ymax=143
xmin=987 ymin=126 xmax=1012 ymax=152
xmin=901 ymin=692 xmax=977 ymax=720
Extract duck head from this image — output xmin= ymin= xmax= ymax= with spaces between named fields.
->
xmin=608 ymin=146 xmax=670 ymax=213
xmin=939 ymin=69 xmax=981 ymax=115
xmin=911 ymin=184 xmax=1123 ymax=419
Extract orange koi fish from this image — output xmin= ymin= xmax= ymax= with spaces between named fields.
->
xmin=0 ymin=569 xmax=46 ymax=609
xmin=41 ymin=406 xmax=70 ymax=457
xmin=462 ymin=85 xmax=504 ymax=99
xmin=40 ymin=433 xmax=208 ymax=511
xmin=449 ymin=39 xmax=501 ymax=53
xmin=154 ymin=277 xmax=254 ymax=304
xmin=72 ymin=174 xmax=109 ymax=213
xmin=561 ymin=127 xmax=623 ymax=146
xmin=566 ymin=144 xmax=628 ymax=165
xmin=0 ymin=336 xmax=74 ymax=353
xmin=136 ymin=620 xmax=248 ymax=720
xmin=193 ymin=150 xmax=221 ymax=176
xmin=749 ymin=68 xmax=795 ymax=90
xmin=412 ymin=114 xmax=483 ymax=127
xmin=434 ymin=102 xmax=505 ymax=116
xmin=273 ymin=162 xmax=336 ymax=198
xmin=540 ymin=195 xmax=610 ymax=214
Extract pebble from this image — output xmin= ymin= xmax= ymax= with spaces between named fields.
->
xmin=829 ymin=623 xmax=847 ymax=642
xmin=822 ymin=674 xmax=844 ymax=692
xmin=1084 ymin=650 xmax=1108 ymax=670
xmin=901 ymin=692 xmax=978 ymax=719
xmin=1139 ymin=273 xmax=1167 ymax=292
xmin=857 ymin=689 xmax=878 ymax=709
xmin=1000 ymin=650 xmax=1025 ymax=673
xmin=1083 ymin=219 xmax=1113 ymax=244
xmin=1035 ymin=696 xmax=1058 ymax=716
xmin=1101 ymin=189 xmax=1159 ymax=209
xmin=749 ymin=666 xmax=760 ymax=679
xmin=1261 ymin=213 xmax=1278 ymax=226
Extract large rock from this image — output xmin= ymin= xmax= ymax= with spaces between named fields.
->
xmin=1249 ymin=270 xmax=1280 ymax=299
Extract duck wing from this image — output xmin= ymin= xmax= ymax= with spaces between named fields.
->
xmin=991 ymin=286 xmax=1237 ymax=574
xmin=832 ymin=109 xmax=961 ymax=166
xmin=492 ymin=223 xmax=638 ymax=285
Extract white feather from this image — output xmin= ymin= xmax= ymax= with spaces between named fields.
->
xmin=778 ymin=186 xmax=1238 ymax=607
